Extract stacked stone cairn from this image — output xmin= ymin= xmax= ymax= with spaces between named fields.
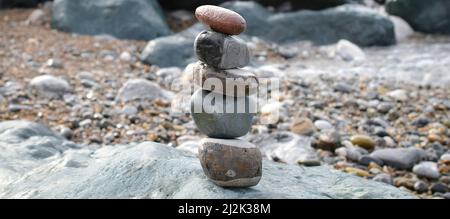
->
xmin=191 ymin=5 xmax=262 ymax=187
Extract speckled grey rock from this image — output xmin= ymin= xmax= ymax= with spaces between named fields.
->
xmin=198 ymin=138 xmax=262 ymax=187
xmin=0 ymin=120 xmax=414 ymax=198
xmin=194 ymin=30 xmax=250 ymax=69
xmin=191 ymin=89 xmax=255 ymax=138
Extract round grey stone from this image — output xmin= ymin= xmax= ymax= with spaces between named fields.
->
xmin=191 ymin=89 xmax=255 ymax=138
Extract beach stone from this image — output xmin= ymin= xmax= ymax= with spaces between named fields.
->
xmin=291 ymin=117 xmax=315 ymax=136
xmin=116 ymin=79 xmax=173 ymax=102
xmin=194 ymin=30 xmax=250 ymax=69
xmin=373 ymin=173 xmax=393 ymax=185
xmin=386 ymin=0 xmax=450 ymax=34
xmin=414 ymin=180 xmax=429 ymax=193
xmin=195 ymin=5 xmax=246 ymax=35
xmin=29 ymin=75 xmax=71 ymax=99
xmin=440 ymin=153 xmax=450 ymax=164
xmin=351 ymin=135 xmax=375 ymax=150
xmin=370 ymin=148 xmax=428 ymax=170
xmin=387 ymin=89 xmax=408 ymax=102
xmin=431 ymin=183 xmax=449 ymax=194
xmin=413 ymin=161 xmax=440 ymax=179
xmin=192 ymin=62 xmax=258 ymax=97
xmin=335 ymin=147 xmax=362 ymax=162
xmin=335 ymin=39 xmax=365 ymax=62
xmin=312 ymin=131 xmax=341 ymax=151
xmin=314 ymin=120 xmax=334 ymax=131
xmin=359 ymin=155 xmax=383 ymax=166
xmin=191 ymin=89 xmax=255 ymax=138
xmin=198 ymin=138 xmax=262 ymax=187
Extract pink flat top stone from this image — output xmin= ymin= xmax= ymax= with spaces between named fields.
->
xmin=195 ymin=5 xmax=246 ymax=35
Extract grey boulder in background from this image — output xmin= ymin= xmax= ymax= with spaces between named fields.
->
xmin=52 ymin=0 xmax=171 ymax=40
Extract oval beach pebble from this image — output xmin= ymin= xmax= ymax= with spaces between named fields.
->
xmin=195 ymin=5 xmax=246 ymax=35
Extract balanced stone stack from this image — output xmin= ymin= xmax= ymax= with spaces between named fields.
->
xmin=191 ymin=5 xmax=262 ymax=187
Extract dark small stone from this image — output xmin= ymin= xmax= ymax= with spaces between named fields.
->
xmin=411 ymin=117 xmax=430 ymax=128
xmin=430 ymin=183 xmax=449 ymax=194
xmin=194 ymin=30 xmax=249 ymax=69
xmin=414 ymin=180 xmax=428 ymax=193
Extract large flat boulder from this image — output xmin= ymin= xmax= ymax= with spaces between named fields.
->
xmin=0 ymin=120 xmax=414 ymax=199
xmin=51 ymin=0 xmax=171 ymax=40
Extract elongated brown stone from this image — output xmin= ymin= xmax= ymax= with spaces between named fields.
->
xmin=198 ymin=138 xmax=262 ymax=187
xmin=195 ymin=5 xmax=246 ymax=35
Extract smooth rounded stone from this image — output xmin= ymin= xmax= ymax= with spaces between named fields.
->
xmin=313 ymin=120 xmax=333 ymax=131
xmin=190 ymin=89 xmax=255 ymax=138
xmin=350 ymin=135 xmax=375 ymax=151
xmin=25 ymin=9 xmax=46 ymax=25
xmin=29 ymin=75 xmax=72 ymax=99
xmin=411 ymin=117 xmax=430 ymax=128
xmin=377 ymin=102 xmax=394 ymax=114
xmin=121 ymin=105 xmax=138 ymax=116
xmin=312 ymin=131 xmax=341 ymax=151
xmin=192 ymin=61 xmax=258 ymax=97
xmin=387 ymin=89 xmax=408 ymax=102
xmin=359 ymin=155 xmax=383 ymax=166
xmin=198 ymin=138 xmax=262 ymax=187
xmin=60 ymin=127 xmax=73 ymax=140
xmin=412 ymin=161 xmax=440 ymax=179
xmin=335 ymin=39 xmax=365 ymax=62
xmin=430 ymin=183 xmax=449 ymax=194
xmin=372 ymin=173 xmax=393 ymax=185
xmin=290 ymin=117 xmax=315 ymax=136
xmin=194 ymin=30 xmax=249 ymax=69
xmin=116 ymin=79 xmax=173 ymax=102
xmin=414 ymin=180 xmax=429 ymax=194
xmin=370 ymin=148 xmax=428 ymax=170
xmin=46 ymin=58 xmax=64 ymax=68
xmin=440 ymin=153 xmax=450 ymax=164
xmin=195 ymin=5 xmax=246 ymax=35
xmin=335 ymin=147 xmax=361 ymax=162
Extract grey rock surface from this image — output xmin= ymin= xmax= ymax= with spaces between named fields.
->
xmin=386 ymin=0 xmax=450 ymax=34
xmin=223 ymin=2 xmax=395 ymax=46
xmin=0 ymin=120 xmax=414 ymax=199
xmin=52 ymin=0 xmax=171 ymax=40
